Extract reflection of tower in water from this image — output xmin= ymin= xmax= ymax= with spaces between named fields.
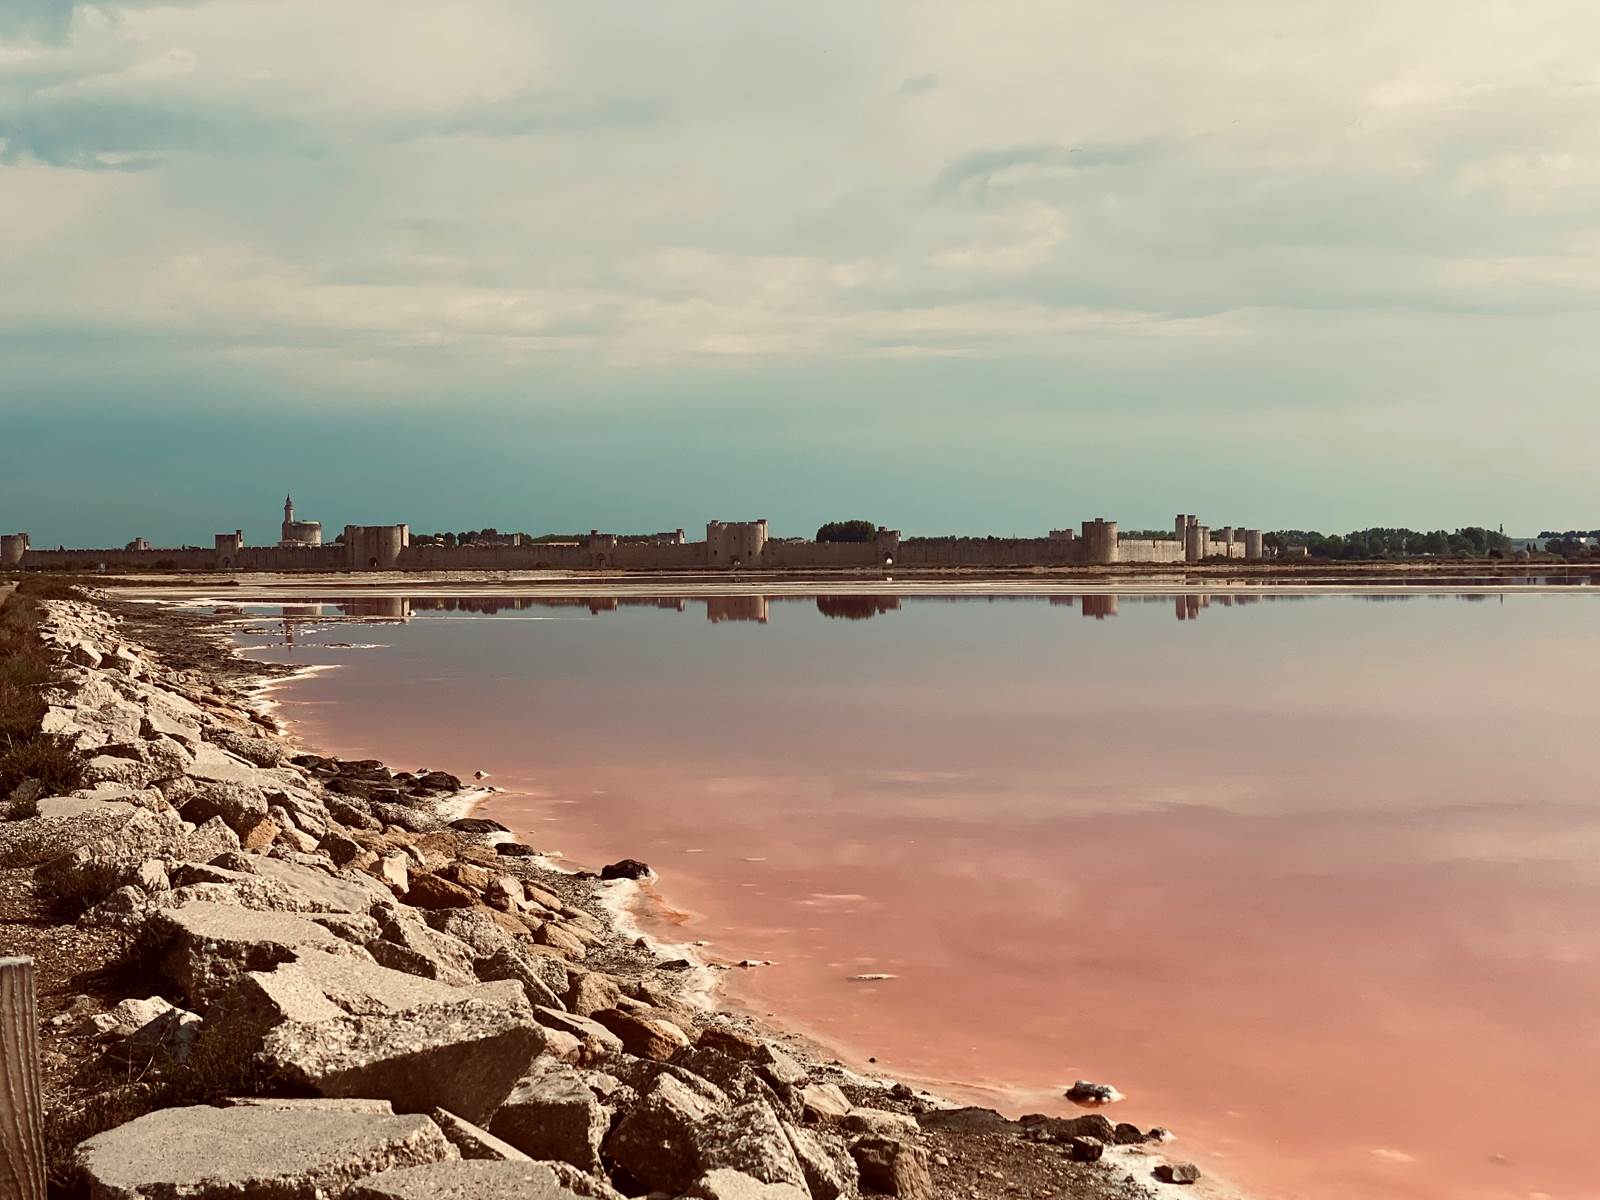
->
xmin=279 ymin=603 xmax=326 ymax=647
xmin=1080 ymin=594 xmax=1119 ymax=620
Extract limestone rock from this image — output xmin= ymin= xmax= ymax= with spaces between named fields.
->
xmin=151 ymin=900 xmax=370 ymax=1009
xmin=367 ymin=907 xmax=478 ymax=986
xmin=73 ymin=1103 xmax=452 ymax=1200
xmin=531 ymin=1006 xmax=625 ymax=1059
xmin=240 ymin=816 xmax=280 ymax=850
xmin=694 ymin=1101 xmax=808 ymax=1191
xmin=187 ymin=741 xmax=282 ymax=788
xmin=671 ymin=1048 xmax=793 ymax=1118
xmin=253 ymin=853 xmax=388 ymax=913
xmin=698 ymin=1028 xmax=807 ymax=1090
xmin=782 ymin=1123 xmax=859 ymax=1200
xmin=207 ymin=726 xmax=288 ymax=767
xmin=135 ymin=859 xmax=170 ymax=893
xmin=531 ymin=920 xmax=588 ymax=958
xmin=87 ymin=996 xmax=202 ymax=1065
xmin=799 ymin=1083 xmax=852 ymax=1122
xmin=604 ymin=1072 xmax=724 ymax=1193
xmin=849 ymin=1136 xmax=933 ymax=1199
xmin=39 ymin=803 xmax=191 ymax=902
xmin=590 ymin=1006 xmax=691 ymax=1061
xmin=421 ymin=909 xmax=563 ymax=983
xmin=184 ymin=815 xmax=241 ymax=862
xmin=429 ymin=1108 xmax=531 ymax=1161
xmin=0 ymin=797 xmax=137 ymax=870
xmin=79 ymin=753 xmax=156 ymax=790
xmin=565 ymin=971 xmax=623 ymax=1017
xmin=181 ymin=780 xmax=270 ymax=835
xmin=261 ymin=998 xmax=545 ymax=1124
xmin=488 ymin=1060 xmax=612 ymax=1173
xmin=374 ymin=853 xmax=410 ymax=892
xmin=684 ymin=1169 xmax=810 ymax=1200
xmin=328 ymin=796 xmax=382 ymax=831
xmin=840 ymin=1109 xmax=919 ymax=1137
xmin=600 ymin=858 xmax=652 ymax=880
xmin=1155 ymin=1161 xmax=1202 ymax=1184
xmin=524 ymin=881 xmax=565 ymax=911
xmin=406 ymin=873 xmax=479 ymax=909
xmin=227 ymin=948 xmax=525 ymax=1032
xmin=475 ymin=946 xmax=566 ymax=1011
xmin=348 ymin=1160 xmax=624 ymax=1200
xmin=444 ymin=862 xmax=494 ymax=892
xmin=320 ymin=830 xmax=367 ymax=866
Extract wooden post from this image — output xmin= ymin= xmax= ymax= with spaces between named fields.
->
xmin=0 ymin=958 xmax=46 ymax=1200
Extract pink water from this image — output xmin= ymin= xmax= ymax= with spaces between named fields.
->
xmin=240 ymin=590 xmax=1600 ymax=1200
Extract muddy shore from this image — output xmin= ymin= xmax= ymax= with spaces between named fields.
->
xmin=74 ymin=557 xmax=1600 ymax=604
xmin=0 ymin=586 xmax=1230 ymax=1199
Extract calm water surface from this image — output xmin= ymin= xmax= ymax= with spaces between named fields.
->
xmin=239 ymin=590 xmax=1600 ymax=1200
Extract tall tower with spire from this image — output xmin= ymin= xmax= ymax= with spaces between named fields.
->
xmin=278 ymin=493 xmax=323 ymax=547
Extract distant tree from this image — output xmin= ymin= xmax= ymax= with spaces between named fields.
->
xmin=1266 ymin=525 xmax=1513 ymax=560
xmin=816 ymin=520 xmax=878 ymax=543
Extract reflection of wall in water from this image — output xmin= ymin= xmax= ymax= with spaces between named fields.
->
xmin=705 ymin=595 xmax=769 ymax=623
xmin=336 ymin=597 xmax=412 ymax=620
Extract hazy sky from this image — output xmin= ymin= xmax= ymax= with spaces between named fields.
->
xmin=4 ymin=1 xmax=1598 ymax=545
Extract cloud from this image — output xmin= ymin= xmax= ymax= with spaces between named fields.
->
xmin=933 ymin=139 xmax=1168 ymax=198
xmin=6 ymin=0 xmax=1600 ymax=536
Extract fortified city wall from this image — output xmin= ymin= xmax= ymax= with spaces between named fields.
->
xmin=4 ymin=511 xmax=1268 ymax=572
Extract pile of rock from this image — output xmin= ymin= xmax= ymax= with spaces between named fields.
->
xmin=4 ymin=597 xmax=964 ymax=1199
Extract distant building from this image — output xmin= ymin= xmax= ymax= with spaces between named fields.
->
xmin=280 ymin=494 xmax=323 ymax=547
xmin=5 ymin=501 xmax=1278 ymax=573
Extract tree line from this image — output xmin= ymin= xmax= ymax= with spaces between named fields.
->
xmin=1264 ymin=527 xmax=1511 ymax=558
xmin=412 ymin=529 xmax=536 ymax=547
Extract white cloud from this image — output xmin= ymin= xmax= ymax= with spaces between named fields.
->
xmin=3 ymin=0 xmax=1600 ymax=410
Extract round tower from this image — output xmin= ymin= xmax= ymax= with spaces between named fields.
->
xmin=1 ymin=532 xmax=29 ymax=568
xmin=344 ymin=524 xmax=409 ymax=570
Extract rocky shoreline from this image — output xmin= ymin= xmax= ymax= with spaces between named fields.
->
xmin=0 ymin=586 xmax=1211 ymax=1200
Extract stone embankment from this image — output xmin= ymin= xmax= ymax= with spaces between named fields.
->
xmin=0 ymin=590 xmax=1196 ymax=1200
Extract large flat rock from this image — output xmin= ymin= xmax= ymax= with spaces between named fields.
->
xmin=348 ymin=1160 xmax=623 ymax=1200
xmin=0 ymin=798 xmax=138 ymax=869
xmin=252 ymin=855 xmax=390 ymax=914
xmin=261 ymin=999 xmax=546 ymax=1125
xmin=73 ymin=1103 xmax=452 ymax=1199
xmin=231 ymin=948 xmax=526 ymax=1029
xmin=152 ymin=901 xmax=371 ymax=1009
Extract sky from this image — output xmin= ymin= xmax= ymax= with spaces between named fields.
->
xmin=3 ymin=1 xmax=1598 ymax=546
